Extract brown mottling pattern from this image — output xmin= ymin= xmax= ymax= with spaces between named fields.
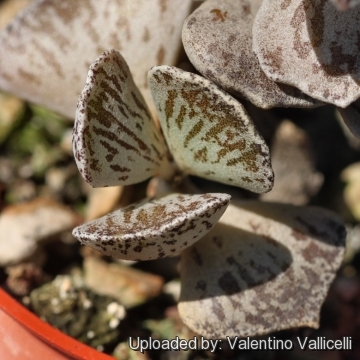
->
xmin=161 ymin=72 xmax=173 ymax=86
xmin=193 ymin=147 xmax=208 ymax=163
xmin=281 ymin=0 xmax=292 ymax=9
xmin=148 ymin=65 xmax=274 ymax=193
xmin=72 ymin=193 xmax=231 ymax=260
xmin=159 ymin=0 xmax=167 ymax=13
xmin=179 ymin=200 xmax=346 ymax=338
xmin=290 ymin=2 xmax=315 ymax=60
xmin=73 ymin=50 xmax=169 ymax=187
xmin=241 ymin=176 xmax=253 ymax=183
xmin=253 ymin=0 xmax=360 ymax=107
xmin=307 ymin=0 xmax=326 ymax=49
xmin=164 ymin=90 xmax=177 ymax=130
xmin=175 ymin=105 xmax=186 ymax=130
xmin=184 ymin=119 xmax=204 ymax=147
xmin=157 ymin=46 xmax=166 ymax=64
xmin=211 ymin=298 xmax=226 ymax=321
xmin=17 ymin=68 xmax=41 ymax=85
xmin=182 ymin=0 xmax=322 ymax=110
xmin=142 ymin=27 xmax=150 ymax=42
xmin=262 ymin=47 xmax=285 ymax=77
xmin=84 ymin=18 xmax=101 ymax=46
xmin=292 ymin=229 xmax=307 ymax=241
xmin=32 ymin=39 xmax=65 ymax=78
xmin=210 ymin=9 xmax=227 ymax=22
xmin=0 ymin=0 xmax=193 ymax=119
xmin=242 ymin=3 xmax=251 ymax=15
xmin=196 ymin=280 xmax=207 ymax=292
xmin=218 ymin=272 xmax=241 ymax=294
xmin=131 ymin=92 xmax=151 ymax=120
xmin=192 ymin=247 xmax=203 ymax=266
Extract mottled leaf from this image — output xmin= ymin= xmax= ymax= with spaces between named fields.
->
xmin=73 ymin=49 xmax=171 ymax=187
xmin=148 ymin=66 xmax=274 ymax=193
xmin=253 ymin=0 xmax=360 ymax=107
xmin=182 ymin=0 xmax=321 ymax=109
xmin=0 ymin=0 xmax=192 ymax=118
xmin=179 ymin=200 xmax=346 ymax=338
xmin=338 ymin=100 xmax=360 ymax=138
xmin=73 ymin=193 xmax=231 ymax=261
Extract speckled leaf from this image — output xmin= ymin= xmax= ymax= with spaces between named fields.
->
xmin=73 ymin=50 xmax=171 ymax=187
xmin=148 ymin=66 xmax=274 ymax=193
xmin=0 ymin=0 xmax=193 ymax=118
xmin=179 ymin=200 xmax=346 ymax=338
xmin=338 ymin=100 xmax=360 ymax=138
xmin=182 ymin=0 xmax=321 ymax=109
xmin=330 ymin=0 xmax=360 ymax=10
xmin=73 ymin=193 xmax=231 ymax=261
xmin=253 ymin=0 xmax=360 ymax=107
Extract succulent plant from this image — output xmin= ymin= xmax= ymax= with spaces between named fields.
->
xmin=71 ymin=48 xmax=273 ymax=258
xmin=0 ymin=0 xmax=351 ymax=346
xmin=0 ymin=0 xmax=193 ymax=119
xmin=253 ymin=0 xmax=360 ymax=108
xmin=179 ymin=201 xmax=345 ymax=338
xmin=69 ymin=45 xmax=345 ymax=338
xmin=182 ymin=0 xmax=323 ymax=109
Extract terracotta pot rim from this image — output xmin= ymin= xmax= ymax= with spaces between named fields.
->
xmin=0 ymin=287 xmax=115 ymax=360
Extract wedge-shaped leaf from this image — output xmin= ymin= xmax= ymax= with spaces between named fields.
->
xmin=182 ymin=0 xmax=321 ymax=109
xmin=338 ymin=100 xmax=360 ymax=139
xmin=179 ymin=201 xmax=346 ymax=338
xmin=148 ymin=66 xmax=274 ymax=193
xmin=73 ymin=50 xmax=171 ymax=187
xmin=253 ymin=0 xmax=360 ymax=107
xmin=0 ymin=0 xmax=193 ymax=118
xmin=73 ymin=193 xmax=231 ymax=261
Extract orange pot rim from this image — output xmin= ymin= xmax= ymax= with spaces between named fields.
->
xmin=0 ymin=288 xmax=115 ymax=360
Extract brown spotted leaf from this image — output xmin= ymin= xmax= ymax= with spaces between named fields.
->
xmin=72 ymin=193 xmax=231 ymax=261
xmin=182 ymin=0 xmax=322 ymax=109
xmin=253 ymin=0 xmax=360 ymax=107
xmin=179 ymin=200 xmax=346 ymax=338
xmin=0 ymin=0 xmax=192 ymax=118
xmin=73 ymin=49 xmax=171 ymax=187
xmin=338 ymin=100 xmax=360 ymax=138
xmin=148 ymin=66 xmax=274 ymax=193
